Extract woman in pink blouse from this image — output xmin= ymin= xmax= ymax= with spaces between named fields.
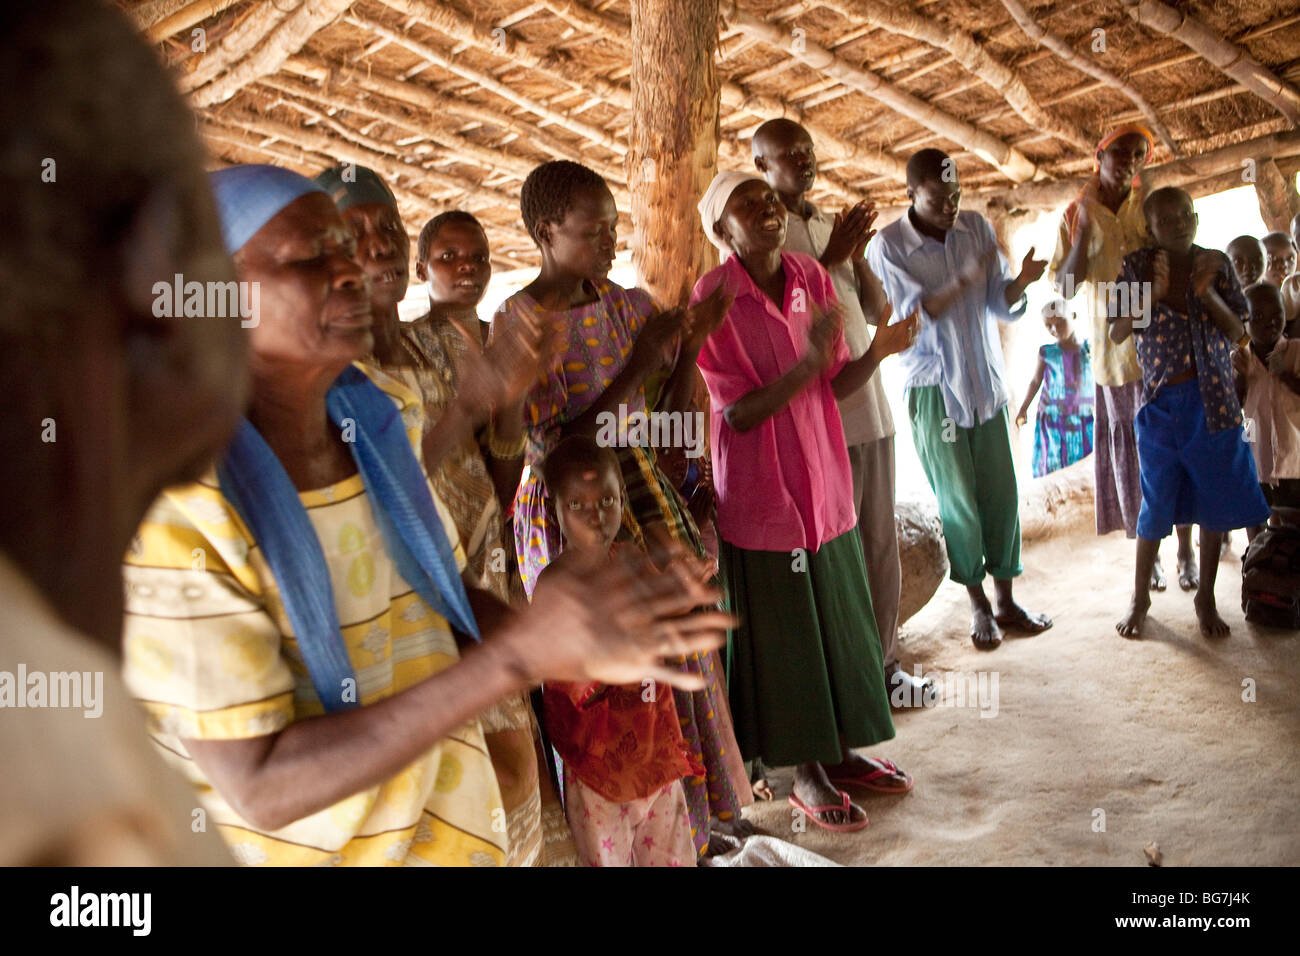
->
xmin=691 ymin=172 xmax=917 ymax=832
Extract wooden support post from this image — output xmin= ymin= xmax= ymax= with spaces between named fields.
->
xmin=1254 ymin=157 xmax=1300 ymax=234
xmin=629 ymin=0 xmax=720 ymax=307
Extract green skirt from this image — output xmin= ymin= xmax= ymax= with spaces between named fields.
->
xmin=719 ymin=529 xmax=895 ymax=767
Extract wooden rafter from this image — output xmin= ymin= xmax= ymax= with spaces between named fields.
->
xmin=718 ymin=1 xmax=1040 ymax=182
xmin=218 ymin=109 xmax=520 ymax=213
xmin=1254 ymin=157 xmax=1300 ymax=233
xmin=992 ymin=128 xmax=1300 ymax=211
xmin=256 ymin=73 xmax=635 ymax=214
xmin=998 ymin=0 xmax=1180 ymax=154
xmin=179 ymin=0 xmax=291 ymax=92
xmin=345 ymin=12 xmax=628 ymax=156
xmin=282 ymin=54 xmax=629 ymax=186
xmin=1122 ymin=0 xmax=1300 ymax=125
xmin=534 ymin=0 xmax=909 ymax=187
xmin=819 ymin=0 xmax=1092 ymax=152
xmin=202 ymin=118 xmax=538 ymax=271
xmin=380 ymin=0 xmax=632 ymax=111
xmin=189 ymin=0 xmax=356 ymax=108
xmin=142 ymin=0 xmax=242 ymax=42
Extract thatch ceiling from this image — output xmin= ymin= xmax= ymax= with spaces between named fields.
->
xmin=122 ymin=0 xmax=1300 ymax=270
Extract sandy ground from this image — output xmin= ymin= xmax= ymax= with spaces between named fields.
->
xmin=739 ymin=528 xmax=1300 ymax=866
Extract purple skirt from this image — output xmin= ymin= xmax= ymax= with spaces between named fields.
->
xmin=1094 ymin=382 xmax=1143 ymax=537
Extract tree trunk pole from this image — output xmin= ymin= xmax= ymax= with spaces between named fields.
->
xmin=1254 ymin=157 xmax=1300 ymax=234
xmin=629 ymin=0 xmax=721 ymax=307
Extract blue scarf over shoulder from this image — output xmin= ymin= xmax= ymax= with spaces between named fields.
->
xmin=217 ymin=366 xmax=478 ymax=712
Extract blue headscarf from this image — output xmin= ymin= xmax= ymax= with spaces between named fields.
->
xmin=208 ymin=164 xmax=326 ymax=255
xmin=208 ymin=164 xmax=479 ymax=714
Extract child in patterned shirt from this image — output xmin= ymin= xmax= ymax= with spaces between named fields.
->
xmin=1108 ymin=187 xmax=1271 ymax=639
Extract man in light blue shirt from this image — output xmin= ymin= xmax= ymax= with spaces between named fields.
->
xmin=867 ymin=148 xmax=1052 ymax=649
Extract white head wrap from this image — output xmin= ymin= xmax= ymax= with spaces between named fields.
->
xmin=697 ymin=170 xmax=764 ymax=260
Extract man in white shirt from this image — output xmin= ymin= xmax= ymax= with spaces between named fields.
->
xmin=867 ymin=149 xmax=1052 ymax=649
xmin=752 ymin=119 xmax=931 ymax=704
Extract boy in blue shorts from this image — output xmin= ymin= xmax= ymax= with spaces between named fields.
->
xmin=1108 ymin=186 xmax=1271 ymax=638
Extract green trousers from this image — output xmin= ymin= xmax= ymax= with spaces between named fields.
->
xmin=908 ymin=386 xmax=1023 ymax=586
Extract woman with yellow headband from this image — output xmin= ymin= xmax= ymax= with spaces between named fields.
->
xmin=1049 ymin=125 xmax=1197 ymax=592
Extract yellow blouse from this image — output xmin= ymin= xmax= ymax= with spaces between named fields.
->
xmin=1049 ymin=181 xmax=1149 ymax=388
xmin=121 ymin=364 xmax=505 ymax=866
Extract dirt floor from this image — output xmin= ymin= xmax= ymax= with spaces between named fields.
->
xmin=740 ymin=528 xmax=1300 ymax=866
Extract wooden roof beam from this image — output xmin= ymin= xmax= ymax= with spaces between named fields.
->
xmin=1122 ymin=0 xmax=1300 ymax=126
xmin=719 ymin=1 xmax=1040 ymax=183
xmin=378 ymin=0 xmax=632 ymax=112
xmin=204 ymin=123 xmax=538 ymax=273
xmin=189 ymin=0 xmax=356 ymax=108
xmin=536 ymin=0 xmax=907 ymax=186
xmin=987 ymin=128 xmax=1300 ymax=211
xmin=255 ymin=74 xmax=634 ymax=211
xmin=141 ymin=0 xmax=243 ymax=43
xmin=998 ymin=0 xmax=1179 ymax=155
xmin=217 ymin=110 xmax=522 ymax=215
xmin=283 ymin=54 xmax=628 ymax=185
xmin=819 ymin=0 xmax=1092 ymax=152
xmin=178 ymin=1 xmax=292 ymax=93
xmin=345 ymin=12 xmax=627 ymax=156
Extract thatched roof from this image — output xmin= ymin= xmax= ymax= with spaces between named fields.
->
xmin=121 ymin=0 xmax=1300 ymax=269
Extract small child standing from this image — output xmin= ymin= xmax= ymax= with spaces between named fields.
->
xmin=534 ymin=436 xmax=702 ymax=867
xmin=1016 ymin=298 xmax=1095 ymax=478
xmin=1109 ymin=187 xmax=1271 ymax=638
xmin=1233 ymin=283 xmax=1300 ymax=524
xmin=1226 ymin=235 xmax=1265 ymax=290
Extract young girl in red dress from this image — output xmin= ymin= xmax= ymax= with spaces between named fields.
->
xmin=535 ymin=437 xmax=702 ymax=866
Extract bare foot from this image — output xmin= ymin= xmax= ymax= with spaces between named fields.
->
xmin=994 ymin=602 xmax=1053 ymax=633
xmin=705 ymin=831 xmax=733 ymax=856
xmin=751 ymin=778 xmax=774 ymax=801
xmin=715 ymin=815 xmax=759 ymax=839
xmin=1149 ymin=556 xmax=1167 ymax=591
xmin=1116 ymin=594 xmax=1151 ymax=638
xmin=970 ymin=605 xmax=1003 ymax=649
xmin=792 ymin=762 xmax=862 ymax=827
xmin=1177 ymin=551 xmax=1198 ymax=591
xmin=1195 ymin=596 xmax=1230 ymax=637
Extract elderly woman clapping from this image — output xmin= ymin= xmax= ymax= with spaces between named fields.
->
xmin=120 ymin=166 xmax=727 ymax=867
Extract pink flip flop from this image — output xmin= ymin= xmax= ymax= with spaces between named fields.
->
xmin=788 ymin=790 xmax=869 ymax=833
xmin=827 ymin=757 xmax=915 ymax=794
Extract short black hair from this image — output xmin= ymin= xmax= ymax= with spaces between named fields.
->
xmin=752 ymin=117 xmax=809 ymax=160
xmin=906 ymin=148 xmax=953 ymax=188
xmin=415 ymin=210 xmax=483 ymax=266
xmin=538 ymin=435 xmax=621 ymax=498
xmin=1142 ymin=185 xmax=1191 ymax=221
xmin=1262 ymin=230 xmax=1297 ymax=251
xmin=520 ymin=160 xmax=608 ymax=245
xmin=1245 ymin=281 xmax=1284 ymax=312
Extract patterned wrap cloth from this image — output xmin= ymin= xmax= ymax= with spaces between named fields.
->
xmin=495 ymin=281 xmax=748 ymax=857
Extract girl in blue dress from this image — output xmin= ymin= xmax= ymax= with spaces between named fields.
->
xmin=1016 ymin=299 xmax=1096 ymax=477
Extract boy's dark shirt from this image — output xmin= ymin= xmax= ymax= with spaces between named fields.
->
xmin=1116 ymin=244 xmax=1248 ymax=433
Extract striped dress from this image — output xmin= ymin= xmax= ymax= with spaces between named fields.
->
xmin=121 ymin=365 xmax=506 ymax=866
xmin=495 ymin=281 xmax=747 ymax=857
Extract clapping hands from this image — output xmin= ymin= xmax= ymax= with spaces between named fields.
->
xmin=824 ymin=201 xmax=878 ymax=268
xmin=802 ymin=301 xmax=843 ymax=373
xmin=866 ymin=302 xmax=920 ymax=361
